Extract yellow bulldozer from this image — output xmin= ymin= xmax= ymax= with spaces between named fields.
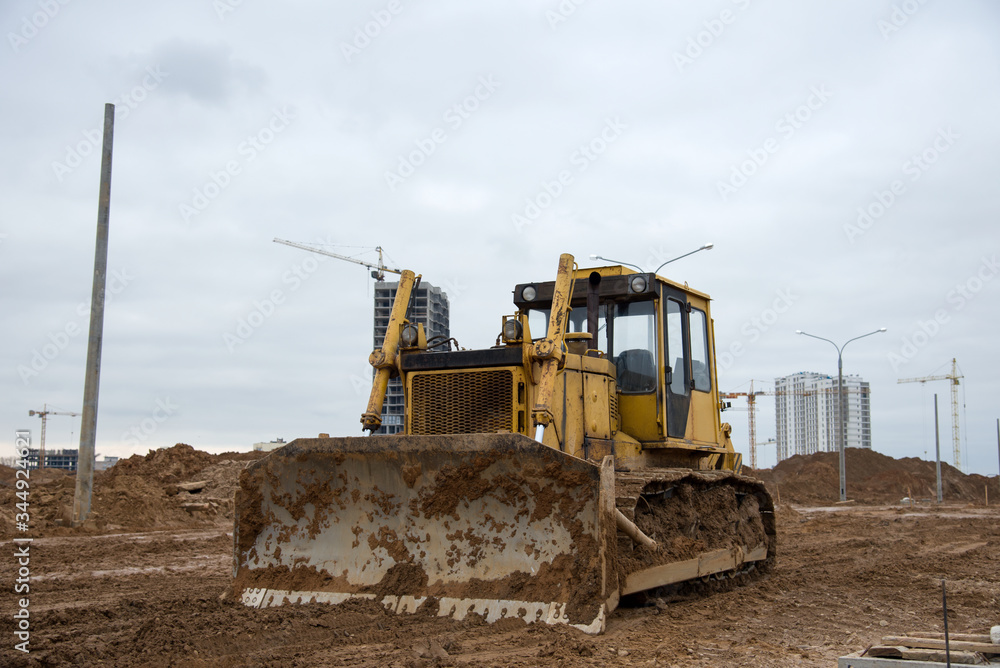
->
xmin=231 ymin=253 xmax=775 ymax=634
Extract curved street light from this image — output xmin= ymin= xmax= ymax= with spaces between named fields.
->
xmin=653 ymin=242 xmax=714 ymax=274
xmin=588 ymin=254 xmax=643 ymax=273
xmin=796 ymin=327 xmax=887 ymax=502
xmin=590 ymin=242 xmax=714 ymax=274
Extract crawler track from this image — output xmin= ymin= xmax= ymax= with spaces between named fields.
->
xmin=614 ymin=469 xmax=776 ymax=603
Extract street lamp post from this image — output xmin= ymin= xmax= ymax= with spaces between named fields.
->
xmin=590 ymin=243 xmax=714 ymax=274
xmin=652 ymin=242 xmax=714 ymax=274
xmin=587 ymin=254 xmax=643 ymax=272
xmin=796 ymin=327 xmax=886 ymax=502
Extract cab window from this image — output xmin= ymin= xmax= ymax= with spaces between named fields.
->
xmin=613 ymin=301 xmax=657 ymax=393
xmin=666 ymin=299 xmax=688 ymax=396
xmin=527 ymin=305 xmax=609 ymax=353
xmin=690 ymin=308 xmax=711 ymax=392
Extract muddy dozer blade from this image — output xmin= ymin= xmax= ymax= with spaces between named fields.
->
xmin=232 ymin=434 xmax=619 ymax=633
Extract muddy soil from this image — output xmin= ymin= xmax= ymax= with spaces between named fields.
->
xmin=2 ymin=505 xmax=997 ymax=667
xmin=1 ymin=447 xmax=998 ymax=666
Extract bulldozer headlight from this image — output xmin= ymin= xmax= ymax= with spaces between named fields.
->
xmin=502 ymin=318 xmax=523 ymax=342
xmin=521 ymin=285 xmax=537 ymax=302
xmin=401 ymin=324 xmax=419 ymax=347
xmin=630 ymin=275 xmax=647 ymax=293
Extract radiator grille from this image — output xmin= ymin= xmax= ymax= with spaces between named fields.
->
xmin=410 ymin=370 xmax=514 ymax=435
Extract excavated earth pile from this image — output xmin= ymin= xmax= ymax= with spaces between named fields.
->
xmin=751 ymin=448 xmax=997 ymax=505
xmin=0 ymin=444 xmax=264 ymax=537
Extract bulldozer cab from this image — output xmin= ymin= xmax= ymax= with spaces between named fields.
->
xmin=513 ymin=267 xmax=722 ymax=447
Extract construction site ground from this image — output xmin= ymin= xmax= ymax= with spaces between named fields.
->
xmin=2 ymin=445 xmax=998 ymax=667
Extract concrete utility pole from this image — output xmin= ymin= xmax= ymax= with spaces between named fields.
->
xmin=72 ymin=103 xmax=114 ymax=527
xmin=934 ymin=394 xmax=942 ymax=504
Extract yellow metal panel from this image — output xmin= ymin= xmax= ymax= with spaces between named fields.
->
xmin=552 ymin=367 xmax=586 ymax=458
xmin=688 ymin=390 xmax=718 ymax=443
xmin=617 ymin=393 xmax=661 ymax=443
xmin=583 ymin=372 xmax=612 ymax=440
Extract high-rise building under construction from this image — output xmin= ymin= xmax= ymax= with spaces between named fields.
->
xmin=372 ymin=281 xmax=449 ymax=434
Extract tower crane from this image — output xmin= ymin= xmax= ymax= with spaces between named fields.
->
xmin=273 ymin=238 xmax=403 ymax=281
xmin=721 ymin=380 xmax=765 ymax=469
xmin=898 ymin=358 xmax=963 ymax=470
xmin=28 ymin=404 xmax=81 ymax=470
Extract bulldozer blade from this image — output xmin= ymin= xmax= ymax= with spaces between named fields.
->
xmin=232 ymin=434 xmax=619 ymax=633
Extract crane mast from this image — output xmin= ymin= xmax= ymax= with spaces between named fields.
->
xmin=898 ymin=358 xmax=963 ymax=470
xmin=722 ymin=380 xmax=764 ymax=469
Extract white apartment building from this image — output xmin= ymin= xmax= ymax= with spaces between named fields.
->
xmin=775 ymin=372 xmax=871 ymax=462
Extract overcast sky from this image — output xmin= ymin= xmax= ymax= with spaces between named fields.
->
xmin=3 ymin=1 xmax=998 ymax=476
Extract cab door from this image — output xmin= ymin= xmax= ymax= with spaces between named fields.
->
xmin=661 ymin=285 xmax=690 ymax=439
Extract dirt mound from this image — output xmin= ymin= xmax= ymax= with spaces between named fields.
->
xmin=750 ymin=448 xmax=996 ymax=505
xmin=0 ymin=444 xmax=267 ymax=537
xmin=0 ymin=463 xmax=17 ymax=485
xmin=107 ymin=443 xmax=216 ymax=483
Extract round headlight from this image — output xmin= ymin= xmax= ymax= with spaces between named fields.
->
xmin=521 ymin=285 xmax=537 ymax=301
xmin=630 ymin=275 xmax=647 ymax=293
xmin=401 ymin=324 xmax=418 ymax=347
xmin=502 ymin=319 xmax=523 ymax=341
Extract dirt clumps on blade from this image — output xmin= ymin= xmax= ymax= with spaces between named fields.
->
xmin=751 ymin=448 xmax=996 ymax=505
xmin=367 ymin=563 xmax=429 ymax=596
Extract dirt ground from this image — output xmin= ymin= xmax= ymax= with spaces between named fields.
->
xmin=2 ymin=446 xmax=998 ymax=667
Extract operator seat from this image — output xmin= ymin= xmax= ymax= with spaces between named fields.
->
xmin=615 ymin=349 xmax=656 ymax=392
